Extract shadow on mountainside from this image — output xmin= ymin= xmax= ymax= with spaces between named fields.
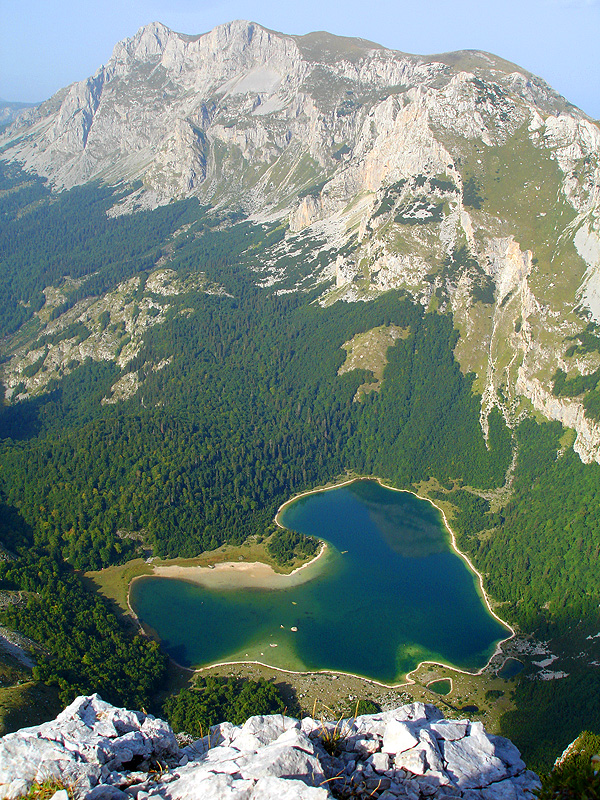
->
xmin=0 ymin=391 xmax=45 ymax=441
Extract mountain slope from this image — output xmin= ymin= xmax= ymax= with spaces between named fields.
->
xmin=2 ymin=20 xmax=600 ymax=462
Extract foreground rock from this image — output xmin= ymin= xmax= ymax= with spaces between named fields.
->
xmin=0 ymin=695 xmax=540 ymax=799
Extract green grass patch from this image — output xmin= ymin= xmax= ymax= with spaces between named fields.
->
xmin=454 ymin=124 xmax=585 ymax=308
xmin=0 ymin=680 xmax=61 ymax=736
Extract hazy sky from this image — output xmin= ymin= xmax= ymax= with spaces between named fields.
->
xmin=1 ymin=0 xmax=599 ymax=118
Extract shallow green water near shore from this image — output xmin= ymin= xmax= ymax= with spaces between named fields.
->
xmin=428 ymin=679 xmax=452 ymax=695
xmin=130 ymin=480 xmax=509 ymax=683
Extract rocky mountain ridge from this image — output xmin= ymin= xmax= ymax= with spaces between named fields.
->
xmin=0 ymin=694 xmax=541 ymax=800
xmin=0 ymin=21 xmax=583 ymax=210
xmin=0 ymin=102 xmax=36 ymax=131
xmin=2 ymin=21 xmax=600 ymax=460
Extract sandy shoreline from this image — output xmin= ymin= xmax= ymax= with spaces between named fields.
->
xmin=144 ymin=542 xmax=328 ymax=591
xmin=274 ymin=476 xmax=360 ymax=526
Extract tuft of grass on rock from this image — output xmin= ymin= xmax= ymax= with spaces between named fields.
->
xmin=20 ymin=780 xmax=73 ymax=800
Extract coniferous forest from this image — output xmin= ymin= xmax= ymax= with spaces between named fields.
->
xmin=1 ymin=166 xmax=600 ymax=770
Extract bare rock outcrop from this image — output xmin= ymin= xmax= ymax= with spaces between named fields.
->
xmin=0 ymin=695 xmax=540 ymax=800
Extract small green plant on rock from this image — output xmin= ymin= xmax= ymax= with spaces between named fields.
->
xmin=316 ymin=700 xmax=377 ymax=756
xmin=319 ymin=719 xmax=347 ymax=756
xmin=21 ymin=780 xmax=73 ymax=800
xmin=537 ymin=732 xmax=600 ymax=800
xmin=312 ymin=701 xmax=352 ymax=756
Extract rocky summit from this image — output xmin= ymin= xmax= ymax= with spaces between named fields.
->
xmin=0 ymin=694 xmax=540 ymax=800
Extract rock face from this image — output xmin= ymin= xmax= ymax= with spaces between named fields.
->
xmin=2 ymin=19 xmax=600 ymax=459
xmin=0 ymin=20 xmax=586 ymax=214
xmin=0 ymin=695 xmax=540 ymax=800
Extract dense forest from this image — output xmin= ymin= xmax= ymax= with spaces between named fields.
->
xmin=0 ymin=506 xmax=166 ymax=709
xmin=163 ymin=677 xmax=286 ymax=738
xmin=266 ymin=528 xmax=320 ymax=566
xmin=0 ymin=288 xmax=511 ymax=569
xmin=1 ymin=167 xmax=600 ymax=767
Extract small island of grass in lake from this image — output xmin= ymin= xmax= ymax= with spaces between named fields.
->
xmin=130 ymin=479 xmax=510 ymax=683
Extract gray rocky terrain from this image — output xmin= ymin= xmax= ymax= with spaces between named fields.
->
xmin=0 ymin=694 xmax=540 ymax=800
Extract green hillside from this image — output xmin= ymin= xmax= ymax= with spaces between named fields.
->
xmin=0 ymin=142 xmax=599 ymax=773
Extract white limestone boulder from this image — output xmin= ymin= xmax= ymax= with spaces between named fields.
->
xmin=238 ymin=728 xmax=325 ymax=785
xmin=0 ymin=694 xmax=178 ymax=798
xmin=230 ymin=714 xmax=300 ymax=752
xmin=382 ymin=719 xmax=419 ymax=754
xmin=0 ymin=696 xmax=542 ymax=800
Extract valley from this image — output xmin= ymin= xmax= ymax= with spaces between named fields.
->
xmin=0 ymin=19 xmax=599 ymax=778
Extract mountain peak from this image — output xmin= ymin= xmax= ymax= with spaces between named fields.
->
xmin=110 ymin=20 xmax=174 ymax=64
xmin=293 ymin=29 xmax=388 ymax=63
xmin=1 ymin=22 xmax=600 ymax=466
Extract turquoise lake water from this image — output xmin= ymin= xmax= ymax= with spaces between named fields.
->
xmin=130 ymin=479 xmax=509 ymax=683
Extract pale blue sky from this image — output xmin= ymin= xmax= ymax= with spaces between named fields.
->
xmin=1 ymin=0 xmax=599 ymax=118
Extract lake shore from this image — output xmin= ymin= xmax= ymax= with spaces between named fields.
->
xmin=128 ymin=476 xmax=514 ymax=689
xmin=277 ymin=474 xmax=515 ymax=673
xmin=147 ymin=542 xmax=328 ymax=590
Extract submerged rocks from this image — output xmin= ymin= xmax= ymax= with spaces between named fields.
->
xmin=0 ymin=696 xmax=540 ymax=800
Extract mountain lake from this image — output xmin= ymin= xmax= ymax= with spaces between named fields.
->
xmin=129 ymin=479 xmax=510 ymax=683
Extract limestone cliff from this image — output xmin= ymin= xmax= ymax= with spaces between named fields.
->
xmin=2 ymin=20 xmax=600 ymax=459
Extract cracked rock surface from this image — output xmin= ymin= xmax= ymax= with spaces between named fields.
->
xmin=0 ymin=695 xmax=540 ymax=800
